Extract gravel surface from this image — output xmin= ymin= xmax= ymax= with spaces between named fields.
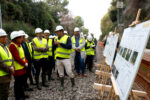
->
xmin=9 ymin=68 xmax=99 ymax=100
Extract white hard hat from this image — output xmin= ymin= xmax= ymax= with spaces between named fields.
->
xmin=44 ymin=30 xmax=50 ymax=34
xmin=74 ymin=27 xmax=80 ymax=32
xmin=80 ymin=32 xmax=84 ymax=37
xmin=109 ymin=32 xmax=113 ymax=36
xmin=84 ymin=34 xmax=87 ymax=37
xmin=87 ymin=35 xmax=93 ymax=42
xmin=64 ymin=31 xmax=68 ymax=34
xmin=55 ymin=25 xmax=64 ymax=31
xmin=0 ymin=29 xmax=7 ymax=37
xmin=25 ymin=34 xmax=29 ymax=39
xmin=35 ymin=28 xmax=43 ymax=34
xmin=19 ymin=30 xmax=25 ymax=36
xmin=49 ymin=35 xmax=56 ymax=39
xmin=10 ymin=31 xmax=24 ymax=40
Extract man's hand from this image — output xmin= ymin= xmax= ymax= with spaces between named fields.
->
xmin=90 ymin=45 xmax=95 ymax=48
xmin=54 ymin=41 xmax=61 ymax=45
xmin=43 ymin=47 xmax=49 ymax=52
xmin=75 ymin=48 xmax=80 ymax=52
xmin=10 ymin=66 xmax=15 ymax=74
xmin=25 ymin=63 xmax=28 ymax=68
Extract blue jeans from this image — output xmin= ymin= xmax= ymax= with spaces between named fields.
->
xmin=75 ymin=52 xmax=85 ymax=74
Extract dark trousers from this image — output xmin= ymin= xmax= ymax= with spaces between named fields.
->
xmin=75 ymin=52 xmax=85 ymax=74
xmin=25 ymin=62 xmax=34 ymax=87
xmin=47 ymin=56 xmax=55 ymax=79
xmin=14 ymin=74 xmax=26 ymax=99
xmin=0 ymin=82 xmax=10 ymax=100
xmin=85 ymin=55 xmax=94 ymax=72
xmin=33 ymin=58 xmax=48 ymax=82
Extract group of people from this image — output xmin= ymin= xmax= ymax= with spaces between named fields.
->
xmin=0 ymin=25 xmax=97 ymax=100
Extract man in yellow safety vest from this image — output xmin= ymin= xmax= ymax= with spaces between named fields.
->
xmin=85 ymin=35 xmax=95 ymax=72
xmin=21 ymin=31 xmax=35 ymax=91
xmin=54 ymin=25 xmax=77 ymax=91
xmin=44 ymin=30 xmax=55 ymax=81
xmin=32 ymin=28 xmax=49 ymax=90
xmin=71 ymin=27 xmax=87 ymax=77
xmin=0 ymin=29 xmax=14 ymax=100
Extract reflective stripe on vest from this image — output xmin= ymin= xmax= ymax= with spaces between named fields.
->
xmin=86 ymin=41 xmax=95 ymax=55
xmin=0 ymin=45 xmax=13 ymax=76
xmin=55 ymin=35 xmax=71 ymax=58
xmin=47 ymin=39 xmax=53 ymax=56
xmin=32 ymin=37 xmax=48 ymax=59
xmin=10 ymin=42 xmax=25 ymax=71
xmin=71 ymin=36 xmax=85 ymax=52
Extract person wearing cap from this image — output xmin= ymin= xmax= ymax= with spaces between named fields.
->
xmin=85 ymin=35 xmax=95 ymax=72
xmin=21 ymin=31 xmax=35 ymax=91
xmin=64 ymin=30 xmax=68 ymax=35
xmin=91 ymin=33 xmax=97 ymax=62
xmin=71 ymin=27 xmax=87 ymax=77
xmin=54 ymin=25 xmax=77 ymax=91
xmin=32 ymin=28 xmax=49 ymax=90
xmin=9 ymin=31 xmax=29 ymax=100
xmin=44 ymin=30 xmax=55 ymax=81
xmin=0 ymin=29 xmax=14 ymax=100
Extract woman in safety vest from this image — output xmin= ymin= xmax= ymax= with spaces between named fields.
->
xmin=9 ymin=31 xmax=29 ymax=100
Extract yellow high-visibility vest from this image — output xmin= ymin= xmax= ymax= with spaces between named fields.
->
xmin=32 ymin=37 xmax=48 ymax=59
xmin=71 ymin=36 xmax=85 ymax=52
xmin=10 ymin=42 xmax=25 ymax=71
xmin=47 ymin=39 xmax=53 ymax=57
xmin=55 ymin=35 xmax=71 ymax=59
xmin=0 ymin=45 xmax=13 ymax=76
xmin=26 ymin=42 xmax=32 ymax=58
xmin=86 ymin=41 xmax=95 ymax=56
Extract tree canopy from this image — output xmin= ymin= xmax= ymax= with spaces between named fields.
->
xmin=0 ymin=0 xmax=69 ymax=37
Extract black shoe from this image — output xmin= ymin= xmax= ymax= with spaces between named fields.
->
xmin=89 ymin=70 xmax=94 ymax=73
xmin=42 ymin=76 xmax=49 ymax=87
xmin=37 ymin=84 xmax=42 ymax=90
xmin=58 ymin=77 xmax=64 ymax=91
xmin=30 ymin=82 xmax=36 ymax=85
xmin=23 ymin=95 xmax=30 ymax=99
xmin=25 ymin=88 xmax=34 ymax=91
xmin=50 ymin=77 xmax=55 ymax=81
xmin=16 ymin=98 xmax=25 ymax=100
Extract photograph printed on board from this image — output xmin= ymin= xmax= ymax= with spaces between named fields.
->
xmin=122 ymin=48 xmax=127 ymax=58
xmin=130 ymin=51 xmax=138 ymax=65
xmin=125 ymin=49 xmax=132 ymax=61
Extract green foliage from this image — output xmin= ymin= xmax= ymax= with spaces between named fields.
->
xmin=82 ymin=27 xmax=89 ymax=35
xmin=1 ymin=0 xmax=69 ymax=36
xmin=74 ymin=16 xmax=84 ymax=27
xmin=46 ymin=0 xmax=69 ymax=23
xmin=109 ymin=6 xmax=117 ymax=23
xmin=100 ymin=13 xmax=117 ymax=40
xmin=3 ymin=21 xmax=34 ymax=39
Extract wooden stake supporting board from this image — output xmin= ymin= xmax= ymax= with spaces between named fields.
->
xmin=94 ymin=62 xmax=148 ymax=100
xmin=93 ymin=74 xmax=148 ymax=100
xmin=129 ymin=9 xmax=141 ymax=27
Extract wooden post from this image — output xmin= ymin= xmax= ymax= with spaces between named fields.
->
xmin=129 ymin=9 xmax=142 ymax=27
xmin=136 ymin=9 xmax=142 ymax=22
xmin=130 ymin=90 xmax=135 ymax=100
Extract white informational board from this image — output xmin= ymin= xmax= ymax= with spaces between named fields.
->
xmin=112 ymin=20 xmax=150 ymax=100
xmin=103 ymin=33 xmax=119 ymax=67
